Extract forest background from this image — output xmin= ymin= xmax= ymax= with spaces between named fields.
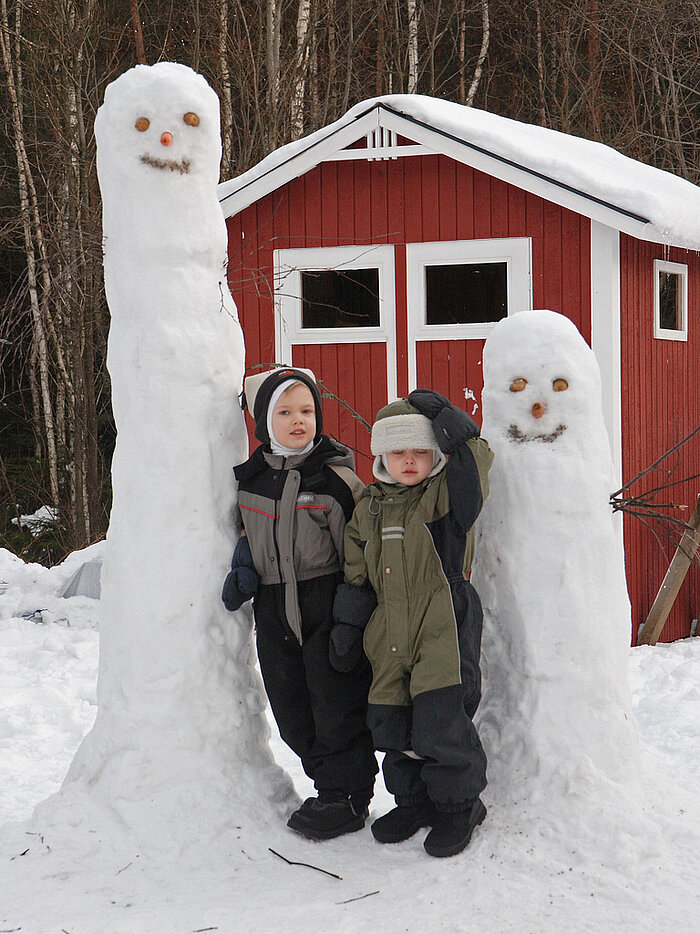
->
xmin=1 ymin=0 xmax=699 ymax=565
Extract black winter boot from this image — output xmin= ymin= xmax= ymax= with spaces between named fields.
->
xmin=287 ymin=791 xmax=368 ymax=840
xmin=423 ymin=798 xmax=486 ymax=858
xmin=371 ymin=800 xmax=436 ymax=844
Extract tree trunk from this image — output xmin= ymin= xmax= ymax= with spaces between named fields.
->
xmin=407 ymin=0 xmax=418 ymax=92
xmin=266 ymin=0 xmax=281 ymax=146
xmin=466 ymin=0 xmax=489 ymax=107
xmin=129 ymin=0 xmax=147 ymax=64
xmin=291 ymin=0 xmax=312 ymax=137
xmin=218 ymin=0 xmax=234 ymax=177
xmin=0 ymin=0 xmax=60 ymax=508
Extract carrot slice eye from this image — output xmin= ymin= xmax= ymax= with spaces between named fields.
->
xmin=135 ymin=117 xmax=150 ymax=132
xmin=183 ymin=112 xmax=200 ymax=127
xmin=552 ymin=378 xmax=569 ymax=392
xmin=509 ymin=378 xmax=527 ymax=392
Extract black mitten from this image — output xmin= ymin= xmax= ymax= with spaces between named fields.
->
xmin=329 ymin=623 xmax=365 ymax=672
xmin=408 ymin=388 xmax=479 ymax=454
xmin=221 ymin=536 xmax=259 ymax=611
xmin=407 ymin=388 xmax=451 ymax=419
xmin=329 ymin=582 xmax=377 ymax=672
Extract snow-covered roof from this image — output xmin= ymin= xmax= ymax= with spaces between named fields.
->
xmin=218 ymin=95 xmax=700 ymax=249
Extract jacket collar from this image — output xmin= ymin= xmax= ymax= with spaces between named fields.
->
xmin=234 ymin=435 xmax=353 ymax=481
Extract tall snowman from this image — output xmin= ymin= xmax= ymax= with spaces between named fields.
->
xmin=471 ymin=310 xmax=639 ymax=808
xmin=61 ymin=63 xmax=293 ymax=841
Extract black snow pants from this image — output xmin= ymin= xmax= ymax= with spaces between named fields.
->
xmin=254 ymin=571 xmax=378 ymax=798
xmin=367 ymin=581 xmax=487 ymax=812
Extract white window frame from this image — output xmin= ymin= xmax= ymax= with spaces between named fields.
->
xmin=405 ymin=237 xmax=532 ymax=390
xmin=274 ymin=244 xmax=397 ymax=400
xmin=654 ymin=258 xmax=688 ymax=341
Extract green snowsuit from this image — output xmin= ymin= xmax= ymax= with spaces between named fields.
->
xmin=343 ymin=415 xmax=493 ymax=811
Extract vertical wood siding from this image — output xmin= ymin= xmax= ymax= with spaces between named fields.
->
xmin=620 ymin=236 xmax=699 ymax=641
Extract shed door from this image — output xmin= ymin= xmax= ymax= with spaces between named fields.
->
xmin=275 ymin=245 xmax=396 ymax=480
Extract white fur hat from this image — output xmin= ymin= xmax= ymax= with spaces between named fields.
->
xmin=370 ymin=399 xmax=439 ymax=455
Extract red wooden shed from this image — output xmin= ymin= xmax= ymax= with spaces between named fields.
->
xmin=218 ymin=95 xmax=699 ymax=643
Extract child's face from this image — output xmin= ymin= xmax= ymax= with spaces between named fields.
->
xmin=271 ymin=383 xmax=316 ymax=449
xmin=385 ymin=449 xmax=434 ymax=485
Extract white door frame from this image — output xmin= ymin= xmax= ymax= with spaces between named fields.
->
xmin=273 ymin=244 xmax=398 ymax=401
xmin=405 ymin=237 xmax=533 ymax=391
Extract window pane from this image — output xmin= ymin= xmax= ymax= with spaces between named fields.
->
xmin=301 ymin=268 xmax=380 ymax=328
xmin=425 ymin=262 xmax=508 ymax=325
xmin=659 ymin=271 xmax=682 ymax=330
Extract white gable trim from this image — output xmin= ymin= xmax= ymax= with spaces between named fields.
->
xmin=219 ymin=107 xmax=403 ymax=219
xmin=590 ymin=221 xmax=622 ymax=489
xmin=219 ymin=103 xmax=653 ymax=243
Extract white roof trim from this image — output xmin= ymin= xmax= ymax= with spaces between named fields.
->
xmin=376 ymin=107 xmax=651 ymax=241
xmin=218 ymin=96 xmax=700 ymax=249
xmin=219 ymin=107 xmax=388 ymax=219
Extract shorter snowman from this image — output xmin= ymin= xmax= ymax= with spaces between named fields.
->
xmin=471 ymin=310 xmax=639 ymax=808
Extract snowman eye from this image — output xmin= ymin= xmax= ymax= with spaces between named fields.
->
xmin=552 ymin=378 xmax=569 ymax=392
xmin=135 ymin=117 xmax=150 ymax=132
xmin=509 ymin=378 xmax=527 ymax=392
xmin=183 ymin=112 xmax=200 ymax=127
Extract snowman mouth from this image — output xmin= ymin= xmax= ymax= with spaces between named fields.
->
xmin=508 ymin=423 xmax=567 ymax=444
xmin=140 ymin=153 xmax=191 ymax=175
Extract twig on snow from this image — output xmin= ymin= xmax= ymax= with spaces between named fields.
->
xmin=268 ymin=847 xmax=342 ymax=880
xmin=336 ymin=890 xmax=380 ymax=904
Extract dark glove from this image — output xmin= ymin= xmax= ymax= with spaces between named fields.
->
xmin=329 ymin=582 xmax=377 ymax=672
xmin=407 ymin=388 xmax=480 ymax=454
xmin=221 ymin=536 xmax=259 ymax=611
xmin=329 ymin=623 xmax=365 ymax=672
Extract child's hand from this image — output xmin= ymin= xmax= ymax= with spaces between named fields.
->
xmin=221 ymin=537 xmax=259 ymax=611
xmin=408 ymin=388 xmax=480 ymax=453
xmin=329 ymin=582 xmax=377 ymax=671
xmin=329 ymin=623 xmax=364 ymax=672
xmin=407 ymin=388 xmax=452 ymax=419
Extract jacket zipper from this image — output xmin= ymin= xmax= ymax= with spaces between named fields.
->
xmin=271 ymin=467 xmax=289 ymax=634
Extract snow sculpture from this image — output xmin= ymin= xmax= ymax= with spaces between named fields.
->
xmin=472 ymin=310 xmax=639 ymax=806
xmin=61 ymin=63 xmax=293 ymax=841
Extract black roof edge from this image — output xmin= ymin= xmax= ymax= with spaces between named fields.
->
xmin=221 ymin=101 xmax=651 ymax=228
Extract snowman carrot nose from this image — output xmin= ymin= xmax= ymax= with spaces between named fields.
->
xmin=160 ymin=132 xmax=174 ymax=146
xmin=531 ymin=402 xmax=545 ymax=419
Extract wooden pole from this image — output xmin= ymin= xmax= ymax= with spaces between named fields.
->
xmin=637 ymin=494 xmax=700 ymax=646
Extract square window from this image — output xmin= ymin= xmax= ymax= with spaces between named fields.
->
xmin=301 ymin=268 xmax=380 ymax=329
xmin=425 ymin=262 xmax=508 ymax=325
xmin=654 ymin=259 xmax=687 ymax=341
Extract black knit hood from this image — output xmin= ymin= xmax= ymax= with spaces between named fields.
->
xmin=244 ymin=367 xmax=323 ymax=445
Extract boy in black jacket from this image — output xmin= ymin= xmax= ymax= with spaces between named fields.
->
xmin=222 ymin=367 xmax=377 ymax=840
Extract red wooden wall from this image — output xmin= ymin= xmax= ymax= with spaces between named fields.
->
xmin=620 ymin=236 xmax=699 ymax=641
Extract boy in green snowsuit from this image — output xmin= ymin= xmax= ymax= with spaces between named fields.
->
xmin=329 ymin=389 xmax=493 ymax=858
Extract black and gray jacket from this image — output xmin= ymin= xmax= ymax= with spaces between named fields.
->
xmin=234 ymin=437 xmax=364 ymax=644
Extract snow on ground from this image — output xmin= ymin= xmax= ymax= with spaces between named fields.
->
xmin=1 ymin=547 xmax=700 ymax=933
